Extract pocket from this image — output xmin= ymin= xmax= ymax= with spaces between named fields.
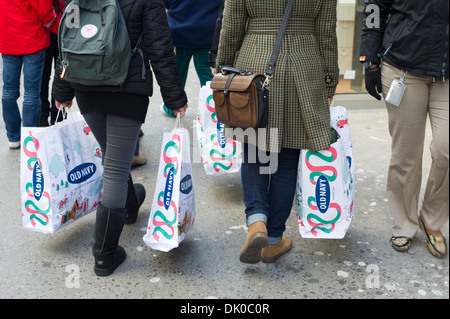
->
xmin=62 ymin=50 xmax=105 ymax=81
xmin=229 ymin=92 xmax=249 ymax=109
xmin=213 ymin=91 xmax=230 ymax=124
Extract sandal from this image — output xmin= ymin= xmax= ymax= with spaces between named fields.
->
xmin=390 ymin=236 xmax=412 ymax=252
xmin=419 ymin=216 xmax=447 ymax=258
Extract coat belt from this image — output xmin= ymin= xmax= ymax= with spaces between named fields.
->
xmin=246 ymin=18 xmax=315 ymax=35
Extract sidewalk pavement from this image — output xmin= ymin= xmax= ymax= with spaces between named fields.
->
xmin=0 ymin=62 xmax=448 ymax=301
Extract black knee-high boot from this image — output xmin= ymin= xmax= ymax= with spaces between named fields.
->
xmin=92 ymin=203 xmax=127 ymax=276
xmin=125 ymin=174 xmax=146 ymax=224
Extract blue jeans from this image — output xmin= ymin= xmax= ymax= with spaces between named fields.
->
xmin=2 ymin=50 xmax=45 ymax=142
xmin=241 ymin=143 xmax=300 ymax=244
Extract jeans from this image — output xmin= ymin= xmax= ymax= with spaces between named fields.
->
xmin=241 ymin=143 xmax=300 ymax=244
xmin=2 ymin=50 xmax=45 ymax=142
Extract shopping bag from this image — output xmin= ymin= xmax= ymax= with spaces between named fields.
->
xmin=20 ymin=110 xmax=103 ymax=234
xmin=295 ymin=106 xmax=355 ymax=239
xmin=143 ymin=116 xmax=195 ymax=252
xmin=196 ymin=82 xmax=242 ymax=175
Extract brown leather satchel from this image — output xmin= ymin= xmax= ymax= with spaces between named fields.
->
xmin=211 ymin=67 xmax=268 ymax=128
xmin=210 ymin=0 xmax=294 ymax=128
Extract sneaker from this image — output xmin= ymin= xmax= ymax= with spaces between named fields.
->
xmin=8 ymin=141 xmax=20 ymax=150
xmin=160 ymin=103 xmax=176 ymax=118
xmin=132 ymin=153 xmax=147 ymax=166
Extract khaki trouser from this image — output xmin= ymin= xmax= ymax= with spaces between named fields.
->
xmin=381 ymin=61 xmax=449 ymax=237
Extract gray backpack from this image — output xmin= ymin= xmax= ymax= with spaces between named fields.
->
xmin=58 ymin=0 xmax=131 ymax=86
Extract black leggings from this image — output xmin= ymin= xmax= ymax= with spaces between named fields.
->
xmin=82 ymin=112 xmax=142 ymax=209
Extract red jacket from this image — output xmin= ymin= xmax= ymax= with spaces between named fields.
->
xmin=0 ymin=0 xmax=60 ymax=55
xmin=54 ymin=0 xmax=66 ymax=17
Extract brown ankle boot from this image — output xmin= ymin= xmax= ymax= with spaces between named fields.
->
xmin=239 ymin=221 xmax=268 ymax=264
xmin=261 ymin=235 xmax=292 ymax=263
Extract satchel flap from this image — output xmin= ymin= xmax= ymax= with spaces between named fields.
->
xmin=229 ymin=92 xmax=249 ymax=109
xmin=211 ymin=73 xmax=259 ymax=92
xmin=212 ymin=90 xmax=225 ymax=105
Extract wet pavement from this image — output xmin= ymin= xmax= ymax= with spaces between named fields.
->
xmin=0 ymin=61 xmax=448 ymax=306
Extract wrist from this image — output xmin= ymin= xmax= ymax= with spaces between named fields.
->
xmin=364 ymin=61 xmax=379 ymax=71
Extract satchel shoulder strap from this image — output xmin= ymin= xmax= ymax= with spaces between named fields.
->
xmin=265 ymin=0 xmax=295 ymax=80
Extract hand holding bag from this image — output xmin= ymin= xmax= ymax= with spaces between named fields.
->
xmin=210 ymin=0 xmax=295 ymax=128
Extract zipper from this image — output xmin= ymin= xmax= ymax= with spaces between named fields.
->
xmin=60 ymin=54 xmax=69 ymax=80
xmin=382 ymin=12 xmax=407 ymax=58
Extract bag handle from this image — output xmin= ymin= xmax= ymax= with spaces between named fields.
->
xmin=264 ymin=0 xmax=295 ymax=86
xmin=173 ymin=113 xmax=184 ymax=130
xmin=221 ymin=67 xmax=253 ymax=76
xmin=54 ymin=107 xmax=69 ymax=124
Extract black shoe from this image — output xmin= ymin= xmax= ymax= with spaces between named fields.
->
xmin=92 ymin=203 xmax=127 ymax=276
xmin=125 ymin=174 xmax=146 ymax=224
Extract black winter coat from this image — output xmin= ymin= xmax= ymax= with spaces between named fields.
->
xmin=53 ymin=0 xmax=187 ymax=113
xmin=360 ymin=0 xmax=449 ymax=78
xmin=208 ymin=0 xmax=224 ymax=68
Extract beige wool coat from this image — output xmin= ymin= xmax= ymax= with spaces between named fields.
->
xmin=216 ymin=0 xmax=339 ymax=153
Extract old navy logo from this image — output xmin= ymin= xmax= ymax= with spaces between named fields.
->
xmin=68 ymin=163 xmax=96 ymax=184
xmin=32 ymin=162 xmax=44 ymax=201
xmin=315 ymin=175 xmax=330 ymax=214
xmin=180 ymin=174 xmax=192 ymax=194
xmin=216 ymin=121 xmax=227 ymax=149
xmin=164 ymin=166 xmax=175 ymax=209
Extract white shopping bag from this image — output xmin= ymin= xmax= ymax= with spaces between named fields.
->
xmin=143 ymin=116 xmax=195 ymax=252
xmin=295 ymin=106 xmax=355 ymax=239
xmin=196 ymin=82 xmax=242 ymax=175
xmin=20 ymin=111 xmax=103 ymax=234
